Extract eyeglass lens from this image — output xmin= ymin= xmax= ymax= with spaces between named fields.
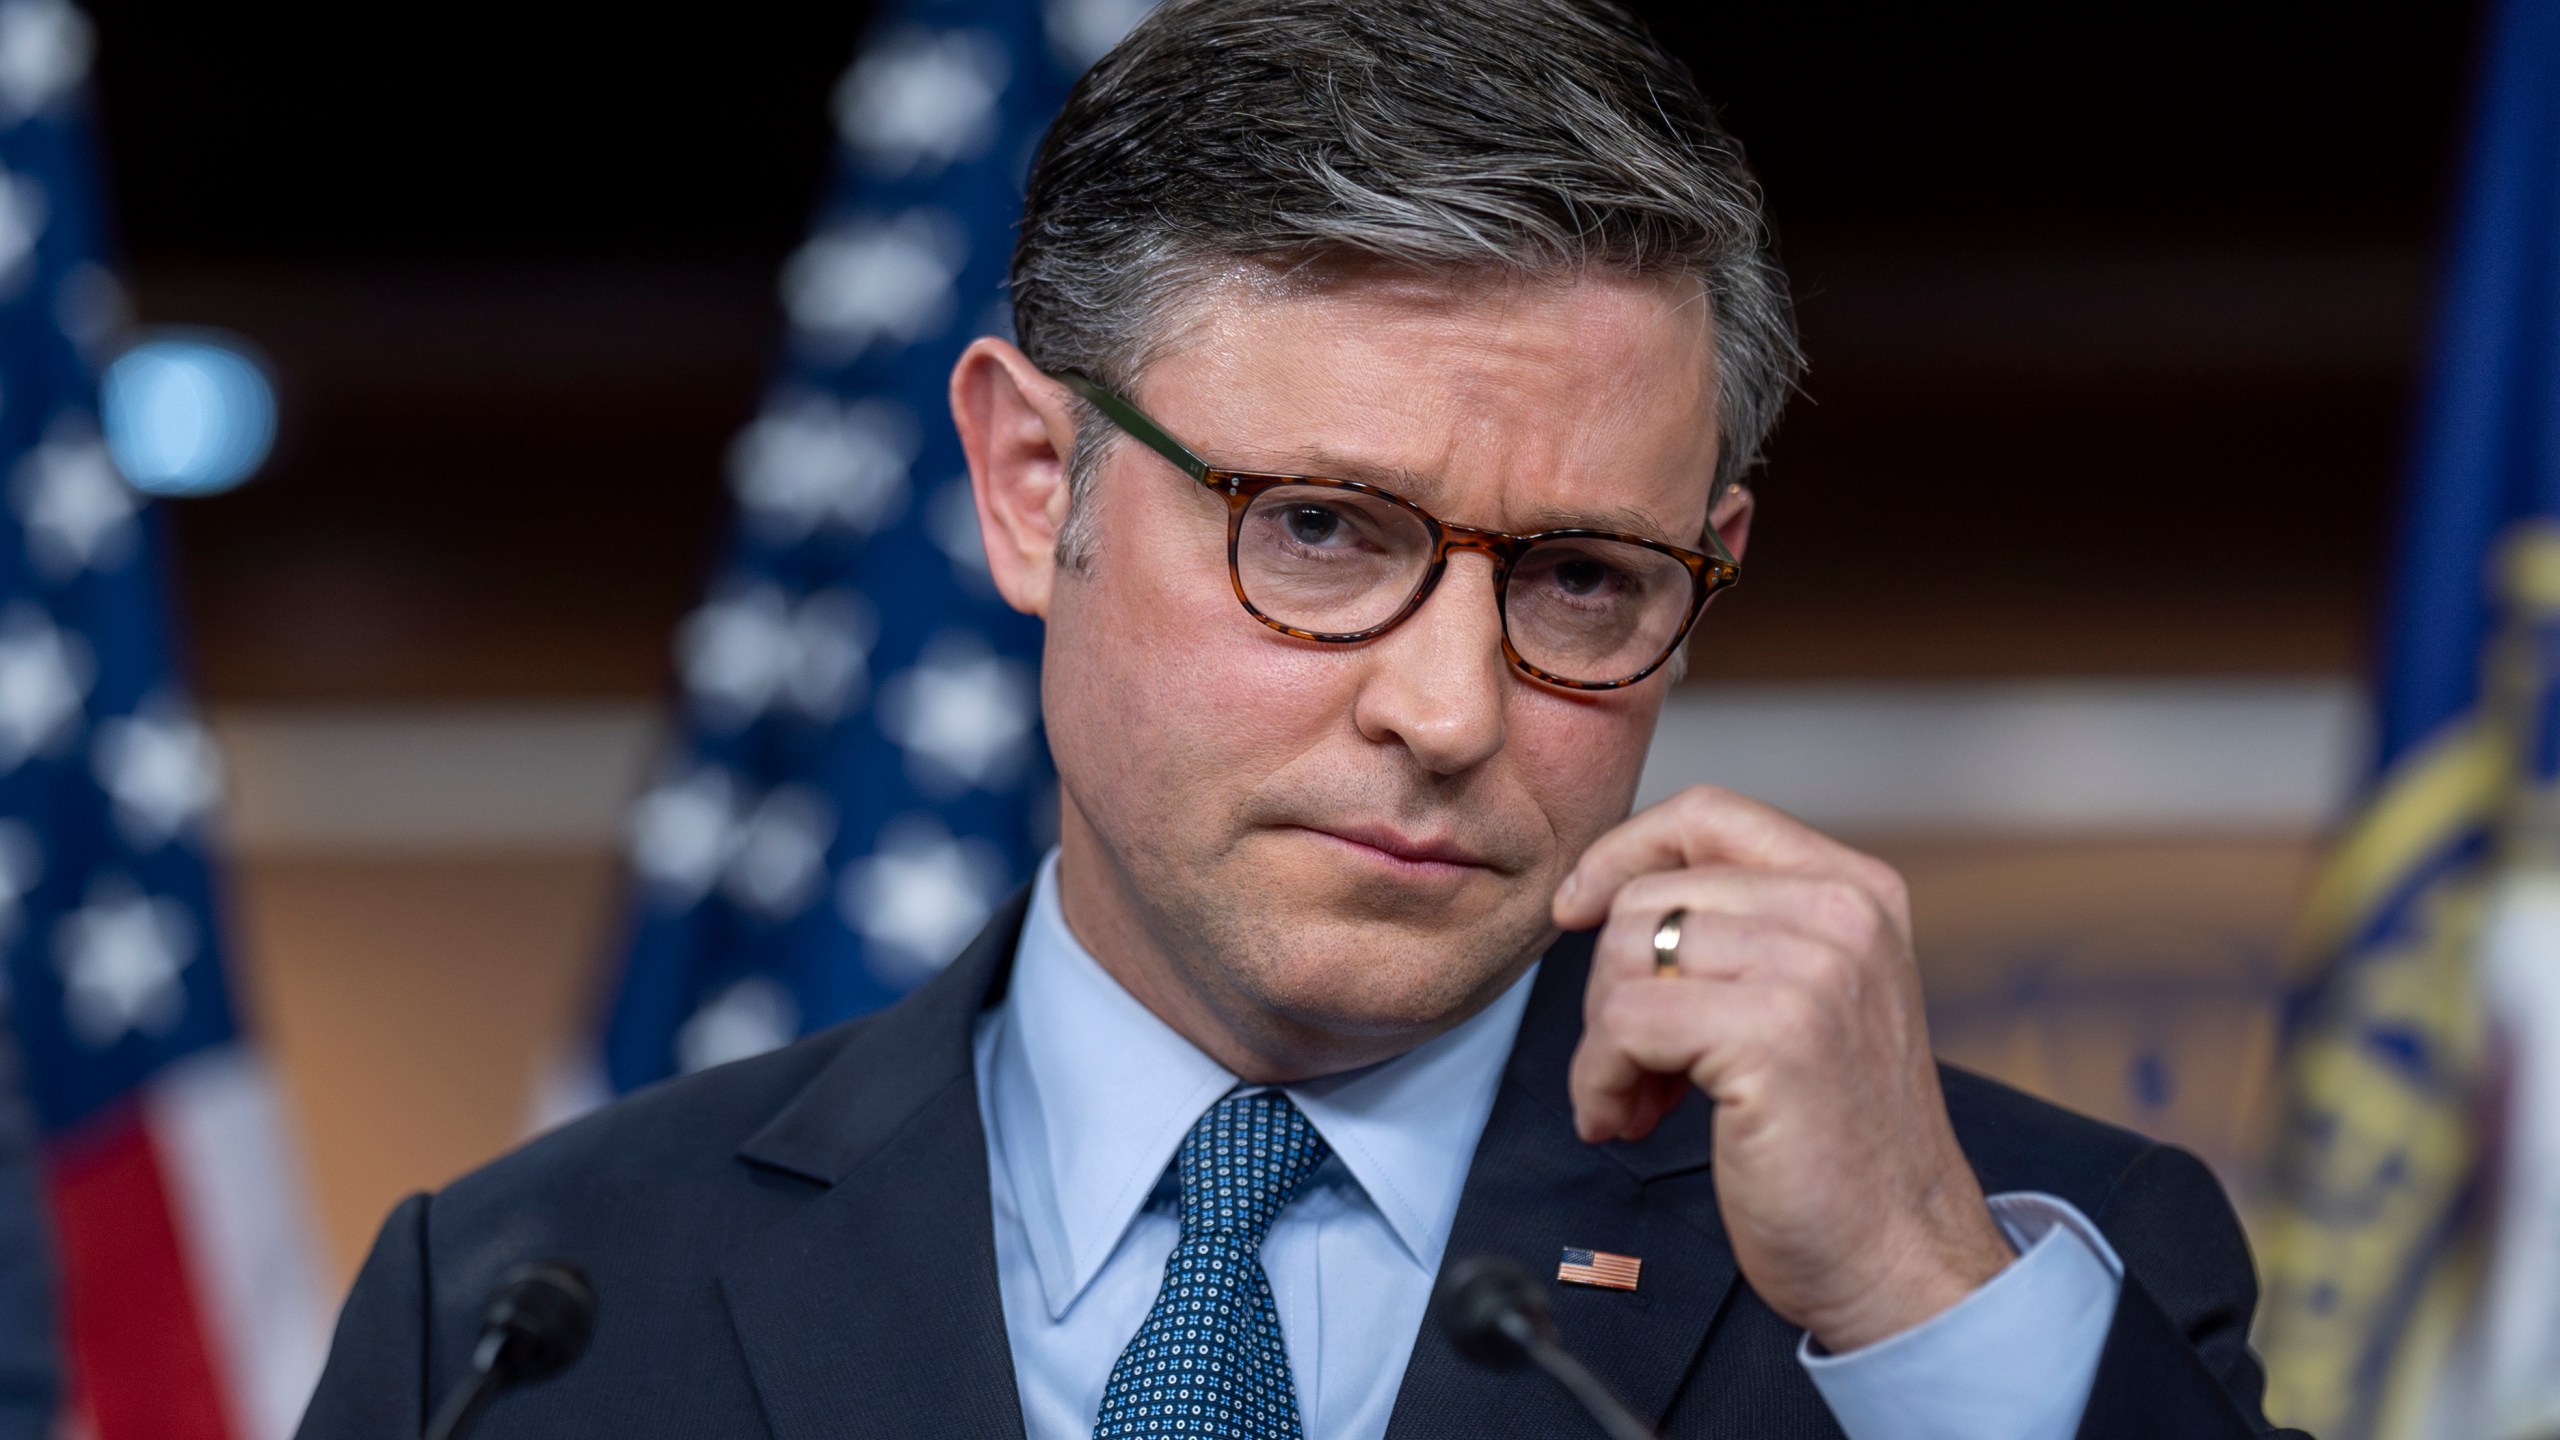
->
xmin=1234 ymin=484 xmax=1695 ymax=684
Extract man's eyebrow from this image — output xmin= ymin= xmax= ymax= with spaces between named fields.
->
xmin=1236 ymin=446 xmax=1692 ymax=545
xmin=1510 ymin=501 xmax=1689 ymax=543
xmin=1243 ymin=446 xmax=1435 ymax=495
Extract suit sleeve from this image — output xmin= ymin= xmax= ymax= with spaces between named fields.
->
xmin=2078 ymin=1144 xmax=2311 ymax=1439
xmin=294 ymin=1192 xmax=433 ymax=1440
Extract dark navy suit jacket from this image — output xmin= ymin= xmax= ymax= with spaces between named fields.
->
xmin=297 ymin=890 xmax=2307 ymax=1438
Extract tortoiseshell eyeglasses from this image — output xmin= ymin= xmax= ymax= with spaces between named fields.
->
xmin=1056 ymin=372 xmax=1739 ymax=691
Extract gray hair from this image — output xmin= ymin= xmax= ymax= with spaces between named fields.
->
xmin=1010 ymin=0 xmax=1802 ymax=564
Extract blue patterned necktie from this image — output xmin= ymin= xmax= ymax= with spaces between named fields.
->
xmin=1092 ymin=1090 xmax=1332 ymax=1438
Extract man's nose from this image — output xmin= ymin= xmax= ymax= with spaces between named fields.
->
xmin=1350 ymin=552 xmax=1509 ymax=775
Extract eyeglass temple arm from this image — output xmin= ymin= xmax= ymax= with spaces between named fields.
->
xmin=1699 ymin=489 xmax=1742 ymax=571
xmin=1056 ymin=371 xmax=1214 ymax=485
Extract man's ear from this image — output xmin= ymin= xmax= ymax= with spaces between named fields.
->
xmin=1710 ymin=482 xmax=1755 ymax=566
xmin=951 ymin=337 xmax=1082 ymax=618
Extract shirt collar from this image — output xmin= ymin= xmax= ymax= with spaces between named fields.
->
xmin=984 ymin=851 xmax=1537 ymax=1320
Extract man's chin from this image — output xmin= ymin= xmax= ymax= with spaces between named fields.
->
xmin=1208 ymin=900 xmax=1554 ymax=1046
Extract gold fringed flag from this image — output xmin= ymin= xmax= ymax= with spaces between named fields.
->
xmin=2257 ymin=1 xmax=2560 ymax=1431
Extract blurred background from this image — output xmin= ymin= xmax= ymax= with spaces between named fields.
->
xmin=25 ymin=0 xmax=2516 ymax=1435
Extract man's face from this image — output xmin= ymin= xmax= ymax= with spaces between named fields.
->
xmin=1036 ymin=269 xmax=1735 ymax=1069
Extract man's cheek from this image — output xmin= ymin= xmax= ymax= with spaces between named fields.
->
xmin=1191 ymin=627 xmax=1363 ymax=746
xmin=1519 ymin=707 xmax=1654 ymax=846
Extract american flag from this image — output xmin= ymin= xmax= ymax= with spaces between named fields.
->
xmin=581 ymin=0 xmax=1158 ymax=1098
xmin=1557 ymin=1247 xmax=1643 ymax=1292
xmin=0 ymin=2 xmax=326 ymax=1437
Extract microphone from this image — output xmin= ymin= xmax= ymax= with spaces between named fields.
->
xmin=422 ymin=1262 xmax=597 ymax=1440
xmin=1433 ymin=1255 xmax=1658 ymax=1440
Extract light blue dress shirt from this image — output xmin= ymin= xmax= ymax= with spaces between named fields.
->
xmin=973 ymin=854 xmax=2125 ymax=1439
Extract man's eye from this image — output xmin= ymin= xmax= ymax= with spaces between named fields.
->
xmin=1283 ymin=506 xmax=1343 ymax=544
xmin=1553 ymin=558 xmax=1612 ymax=596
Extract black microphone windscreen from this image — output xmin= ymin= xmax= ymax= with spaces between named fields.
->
xmin=482 ymin=1261 xmax=597 ymax=1387
xmin=1433 ymin=1255 xmax=1555 ymax=1371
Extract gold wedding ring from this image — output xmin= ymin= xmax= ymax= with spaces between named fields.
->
xmin=1651 ymin=908 xmax=1687 ymax=977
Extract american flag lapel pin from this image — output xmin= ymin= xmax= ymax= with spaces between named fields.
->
xmin=1557 ymin=1247 xmax=1642 ymax=1291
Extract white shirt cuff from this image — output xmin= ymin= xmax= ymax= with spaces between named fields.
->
xmin=1797 ymin=1192 xmax=2123 ymax=1440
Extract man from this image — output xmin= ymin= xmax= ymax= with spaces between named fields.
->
xmin=298 ymin=2 xmax=2301 ymax=1436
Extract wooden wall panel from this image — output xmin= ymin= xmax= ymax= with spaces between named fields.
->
xmin=227 ymin=852 xmax=618 ymax=1284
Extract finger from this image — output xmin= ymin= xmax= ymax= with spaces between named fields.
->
xmin=1597 ymin=867 xmax=1902 ymax=975
xmin=1570 ymin=988 xmax=1687 ymax=1142
xmin=1554 ymin=785 xmax=1874 ymax=928
xmin=1570 ymin=976 xmax=1783 ymax=1141
xmin=1570 ymin=1069 xmax=1689 ymax=1146
xmin=1587 ymin=907 xmax=1810 ymax=997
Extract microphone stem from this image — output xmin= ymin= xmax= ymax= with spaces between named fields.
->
xmin=425 ymin=1334 xmax=513 ymax=1440
xmin=1524 ymin=1335 xmax=1659 ymax=1440
xmin=422 ymin=1369 xmax=497 ymax=1440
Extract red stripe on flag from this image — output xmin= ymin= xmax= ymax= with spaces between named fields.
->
xmin=47 ymin=1106 xmax=237 ymax=1440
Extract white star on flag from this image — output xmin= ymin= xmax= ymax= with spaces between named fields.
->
xmin=54 ymin=875 xmax=196 ymax=1049
xmin=720 ymin=784 xmax=836 ymax=920
xmin=837 ymin=813 xmax=1009 ymax=986
xmin=878 ymin=630 xmax=1040 ymax=796
xmin=628 ymin=765 xmax=743 ymax=908
xmin=628 ymin=770 xmax=839 ymax=920
xmin=834 ymin=27 xmax=1011 ymax=177
xmin=780 ymin=208 xmax=967 ymax=357
xmin=0 ymin=600 xmax=90 ymax=770
xmin=675 ymin=975 xmax=800 ymax=1075
xmin=679 ymin=584 xmax=877 ymax=730
xmin=0 ymin=0 xmax=90 ymax=123
xmin=728 ymin=392 xmax=918 ymax=542
xmin=92 ymin=696 xmax=222 ymax=849
xmin=12 ymin=420 xmax=134 ymax=579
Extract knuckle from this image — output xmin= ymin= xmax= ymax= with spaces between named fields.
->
xmin=1811 ymin=878 xmax=1873 ymax=942
xmin=1597 ymin=981 xmax=1663 ymax=1040
xmin=1858 ymin=855 xmax=1910 ymax=911
xmin=1764 ymin=983 xmax=1824 ymax=1046
xmin=1612 ymin=870 xmax=1681 ymax=918
xmin=1675 ymin=783 xmax=1729 ymax=817
xmin=1790 ymin=935 xmax=1854 ymax=995
xmin=1724 ymin=912 xmax=1782 ymax=956
xmin=1607 ymin=875 xmax=1656 ymax=922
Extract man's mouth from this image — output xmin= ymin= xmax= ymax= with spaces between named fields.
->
xmin=1285 ymin=822 xmax=1496 ymax=875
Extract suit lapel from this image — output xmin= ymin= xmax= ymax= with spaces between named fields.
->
xmin=1385 ymin=931 xmax=1739 ymax=1438
xmin=718 ymin=888 xmax=1032 ymax=1440
xmin=709 ymin=904 xmax=1740 ymax=1439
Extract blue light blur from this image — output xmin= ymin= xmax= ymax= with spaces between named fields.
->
xmin=100 ymin=331 xmax=277 ymax=496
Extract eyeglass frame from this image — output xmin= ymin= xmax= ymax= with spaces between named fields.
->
xmin=1053 ymin=370 xmax=1741 ymax=691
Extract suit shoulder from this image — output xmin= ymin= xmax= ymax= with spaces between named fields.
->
xmin=1936 ymin=1062 xmax=2160 ymax=1214
xmin=401 ymin=1014 xmax=900 ymax=1323
xmin=436 ymin=1013 xmax=879 ymax=1217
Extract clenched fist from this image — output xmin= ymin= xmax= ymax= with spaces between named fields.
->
xmin=1552 ymin=785 xmax=2014 ymax=1354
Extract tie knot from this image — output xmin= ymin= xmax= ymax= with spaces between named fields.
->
xmin=1174 ymin=1090 xmax=1330 ymax=1243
